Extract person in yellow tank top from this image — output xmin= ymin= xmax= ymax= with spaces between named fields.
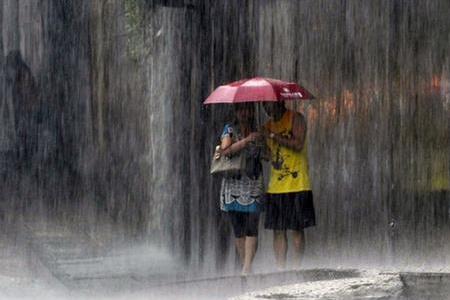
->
xmin=262 ymin=102 xmax=316 ymax=269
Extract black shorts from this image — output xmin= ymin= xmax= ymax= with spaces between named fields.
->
xmin=228 ymin=211 xmax=260 ymax=238
xmin=264 ymin=191 xmax=316 ymax=231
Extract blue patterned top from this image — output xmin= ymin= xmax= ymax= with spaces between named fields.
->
xmin=219 ymin=124 xmax=264 ymax=213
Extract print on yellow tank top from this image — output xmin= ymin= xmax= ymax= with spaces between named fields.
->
xmin=265 ymin=110 xmax=312 ymax=194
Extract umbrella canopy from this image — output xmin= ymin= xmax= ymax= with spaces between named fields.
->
xmin=203 ymin=77 xmax=314 ymax=104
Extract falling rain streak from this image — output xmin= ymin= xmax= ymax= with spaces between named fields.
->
xmin=0 ymin=0 xmax=449 ymax=298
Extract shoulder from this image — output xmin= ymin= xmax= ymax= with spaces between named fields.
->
xmin=292 ymin=111 xmax=305 ymax=122
xmin=221 ymin=123 xmax=234 ymax=138
xmin=291 ymin=111 xmax=306 ymax=130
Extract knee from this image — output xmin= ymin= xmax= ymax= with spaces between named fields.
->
xmin=293 ymin=237 xmax=301 ymax=248
xmin=292 ymin=230 xmax=304 ymax=246
xmin=274 ymin=230 xmax=286 ymax=239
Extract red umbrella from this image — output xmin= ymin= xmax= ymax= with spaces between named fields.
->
xmin=203 ymin=77 xmax=314 ymax=104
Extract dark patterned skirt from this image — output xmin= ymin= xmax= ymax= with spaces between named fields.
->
xmin=264 ymin=191 xmax=316 ymax=230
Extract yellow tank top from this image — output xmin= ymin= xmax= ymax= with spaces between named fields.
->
xmin=265 ymin=110 xmax=312 ymax=193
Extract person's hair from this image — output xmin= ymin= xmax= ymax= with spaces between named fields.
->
xmin=233 ymin=103 xmax=256 ymax=130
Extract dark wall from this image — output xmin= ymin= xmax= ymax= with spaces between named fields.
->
xmin=180 ymin=0 xmax=450 ymax=269
xmin=1 ymin=0 xmax=449 ymax=273
xmin=239 ymin=0 xmax=450 ymax=267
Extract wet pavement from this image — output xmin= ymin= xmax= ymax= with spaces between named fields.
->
xmin=1 ymin=219 xmax=449 ymax=299
xmin=232 ymin=272 xmax=450 ymax=300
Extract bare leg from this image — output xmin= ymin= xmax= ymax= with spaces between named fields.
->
xmin=292 ymin=230 xmax=305 ymax=268
xmin=235 ymin=237 xmax=245 ymax=267
xmin=242 ymin=236 xmax=258 ymax=274
xmin=273 ymin=230 xmax=287 ymax=269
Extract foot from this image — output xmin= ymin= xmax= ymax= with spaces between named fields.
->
xmin=241 ymin=267 xmax=252 ymax=276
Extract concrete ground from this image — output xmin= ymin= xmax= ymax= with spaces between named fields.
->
xmin=1 ymin=217 xmax=449 ymax=300
xmin=231 ymin=272 xmax=450 ymax=300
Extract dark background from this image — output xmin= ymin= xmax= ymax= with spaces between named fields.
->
xmin=0 ymin=0 xmax=449 ymax=272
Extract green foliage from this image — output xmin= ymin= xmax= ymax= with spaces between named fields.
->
xmin=124 ymin=0 xmax=151 ymax=62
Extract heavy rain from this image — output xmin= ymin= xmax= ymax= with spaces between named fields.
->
xmin=0 ymin=0 xmax=449 ymax=299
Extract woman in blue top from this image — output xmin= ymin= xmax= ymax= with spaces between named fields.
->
xmin=216 ymin=103 xmax=264 ymax=274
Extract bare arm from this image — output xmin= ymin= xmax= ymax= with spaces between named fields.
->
xmin=220 ymin=133 xmax=260 ymax=156
xmin=270 ymin=113 xmax=306 ymax=152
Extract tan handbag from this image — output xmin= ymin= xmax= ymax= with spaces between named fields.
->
xmin=210 ymin=146 xmax=246 ymax=176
